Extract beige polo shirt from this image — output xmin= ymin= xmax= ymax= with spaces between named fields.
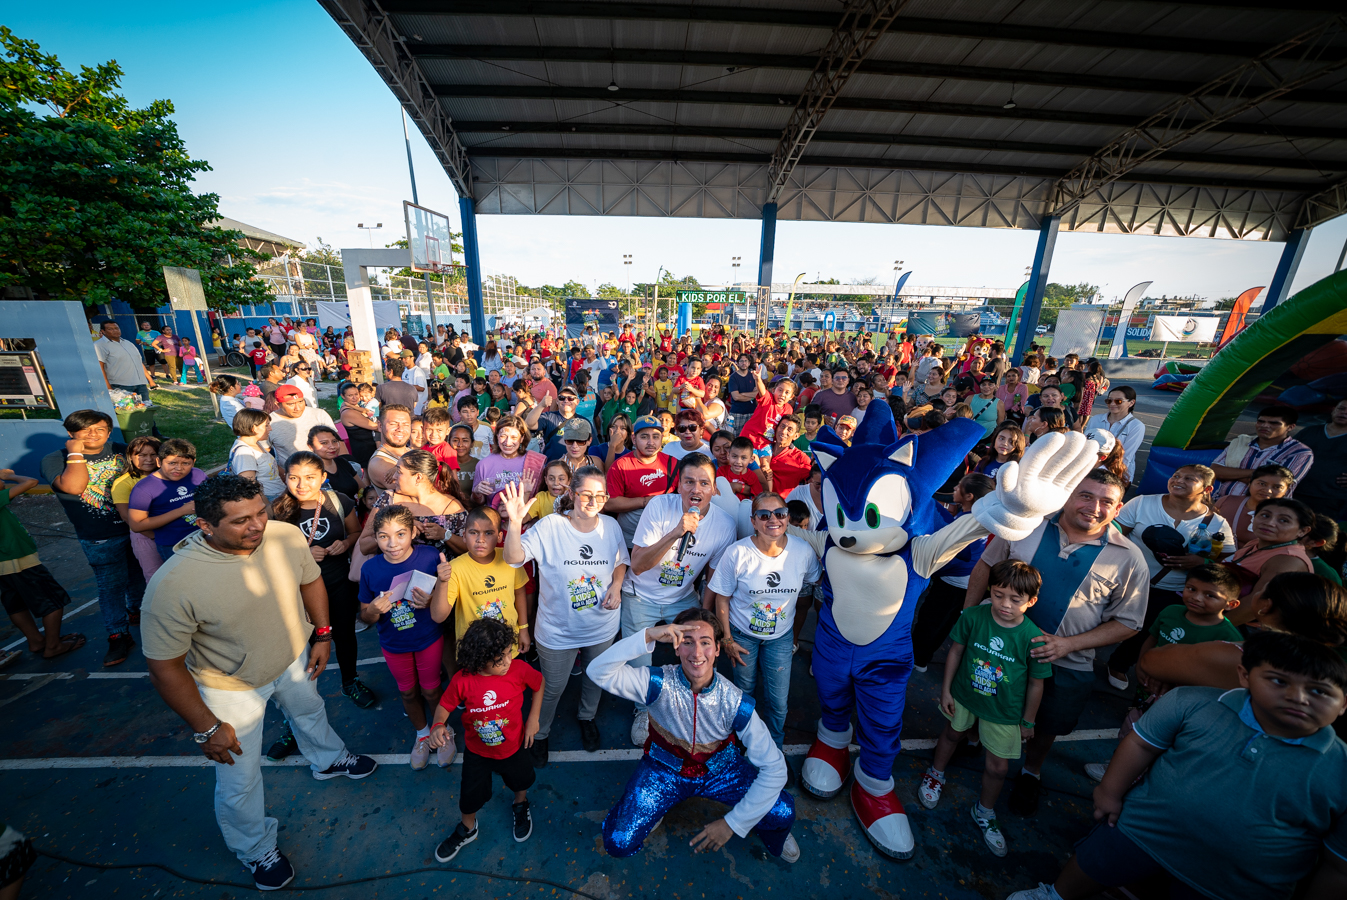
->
xmin=142 ymin=521 xmax=322 ymax=690
xmin=979 ymin=518 xmax=1148 ymax=672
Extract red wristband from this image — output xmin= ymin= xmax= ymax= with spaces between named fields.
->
xmin=315 ymin=626 xmax=332 ymax=637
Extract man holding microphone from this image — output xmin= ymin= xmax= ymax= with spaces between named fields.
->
xmin=623 ymin=452 xmax=737 ymax=746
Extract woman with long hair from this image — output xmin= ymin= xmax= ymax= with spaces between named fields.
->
xmin=1075 ymin=359 xmax=1109 ymax=421
xmin=597 ymin=413 xmax=633 ymax=471
xmin=307 ymin=424 xmax=368 ymax=498
xmin=358 ymin=448 xmax=470 ymax=558
xmin=272 ymin=451 xmax=376 ymax=709
xmin=500 ymin=467 xmax=629 ymax=764
xmin=481 ymin=340 xmax=502 ymax=374
xmin=974 ymin=424 xmax=1025 ymax=479
xmin=111 ymin=436 xmax=165 ymax=583
xmin=338 ymin=381 xmax=380 ymax=467
xmin=694 ymin=374 xmax=728 ymax=435
xmin=995 ymin=366 xmax=1029 ymax=425
xmin=1224 ymin=498 xmax=1316 ymax=625
xmin=471 ymin=414 xmax=547 ymax=508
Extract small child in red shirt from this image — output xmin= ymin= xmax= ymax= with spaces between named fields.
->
xmin=672 ymin=358 xmax=706 ymax=409
xmin=717 ymin=436 xmax=765 ymax=500
xmin=420 ymin=408 xmax=461 ymax=472
xmin=430 ymin=617 xmax=543 ymax=861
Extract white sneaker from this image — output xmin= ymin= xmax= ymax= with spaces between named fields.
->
xmin=913 ymin=664 xmax=928 ymax=673
xmin=917 ymin=769 xmax=944 ymax=809
xmin=780 ymin=832 xmax=801 ymax=863
xmin=1107 ymin=670 xmax=1129 ymax=691
xmin=437 ymin=732 xmax=457 ymax=768
xmin=1084 ymin=762 xmax=1108 ymax=783
xmin=971 ymin=805 xmax=1007 ymax=857
xmin=1007 ymin=884 xmax=1060 ymax=900
xmin=630 ymin=709 xmax=650 ymax=746
xmin=410 ymin=736 xmax=431 ymax=770
xmin=353 ymin=619 xmax=369 ymax=633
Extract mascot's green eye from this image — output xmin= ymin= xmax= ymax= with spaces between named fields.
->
xmin=836 ymin=504 xmax=845 ymax=528
xmin=864 ymin=503 xmax=880 ymax=528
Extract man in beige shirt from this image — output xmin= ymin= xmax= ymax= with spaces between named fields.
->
xmin=143 ymin=474 xmax=377 ymax=891
xmin=963 ymin=468 xmax=1147 ymax=817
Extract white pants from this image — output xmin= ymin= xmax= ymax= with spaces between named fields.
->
xmin=197 ymin=652 xmax=347 ymax=863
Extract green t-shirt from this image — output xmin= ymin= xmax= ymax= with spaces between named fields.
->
xmin=433 ymin=364 xmax=451 ymax=381
xmin=793 ymin=433 xmax=812 ymax=451
xmin=949 ymin=604 xmax=1053 ymax=725
xmin=0 ymin=489 xmax=38 ymax=566
xmin=1312 ymin=556 xmax=1343 ymax=586
xmin=1148 ymin=604 xmax=1242 ymax=647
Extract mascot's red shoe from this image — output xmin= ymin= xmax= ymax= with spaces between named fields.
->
xmin=801 ymin=738 xmax=850 ymax=799
xmin=850 ymin=781 xmax=915 ymax=860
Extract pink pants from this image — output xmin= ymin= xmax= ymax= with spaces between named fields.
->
xmin=382 ymin=637 xmax=444 ymax=692
xmin=129 ymin=531 xmax=163 ymax=582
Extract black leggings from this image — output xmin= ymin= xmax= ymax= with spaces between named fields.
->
xmin=910 ymin=577 xmax=968 ymax=669
xmin=325 ymin=574 xmax=360 ymax=685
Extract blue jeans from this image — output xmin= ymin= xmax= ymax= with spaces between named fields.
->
xmin=729 ymin=625 xmax=793 ymax=748
xmin=78 ymin=535 xmax=146 ymax=636
xmin=110 ymin=382 xmax=150 ymax=402
xmin=620 ymin=587 xmax=700 ymax=712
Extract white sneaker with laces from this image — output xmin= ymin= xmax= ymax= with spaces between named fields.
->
xmin=437 ymin=732 xmax=457 ymax=768
xmin=1006 ymin=884 xmax=1061 ymax=900
xmin=780 ymin=833 xmax=801 ymax=863
xmin=630 ymin=709 xmax=650 ymax=746
xmin=971 ymin=804 xmax=1007 ymax=857
xmin=917 ymin=769 xmax=944 ymax=809
xmin=353 ymin=619 xmax=370 ymax=633
xmin=1107 ymin=671 xmax=1129 ymax=691
xmin=410 ymin=736 xmax=431 ymax=770
xmin=1084 ymin=762 xmax=1108 ymax=783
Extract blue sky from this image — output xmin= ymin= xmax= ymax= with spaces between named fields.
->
xmin=10 ymin=1 xmax=1347 ymax=301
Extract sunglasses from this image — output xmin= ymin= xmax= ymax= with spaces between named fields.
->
xmin=752 ymin=508 xmax=791 ymax=521
xmin=676 ymin=425 xmax=700 ymax=434
xmin=1105 ymin=398 xmax=1128 ymax=405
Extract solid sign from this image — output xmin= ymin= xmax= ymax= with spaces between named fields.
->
xmin=676 ymin=291 xmax=747 ymax=304
xmin=162 ymin=266 xmax=208 ymax=311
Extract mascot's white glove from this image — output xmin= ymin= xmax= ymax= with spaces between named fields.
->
xmin=972 ymin=431 xmax=1101 ymax=542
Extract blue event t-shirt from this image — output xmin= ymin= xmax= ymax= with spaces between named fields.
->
xmin=128 ymin=469 xmax=208 ymax=548
xmin=358 ymin=544 xmax=442 ymax=654
xmin=727 ymin=371 xmax=758 ymax=415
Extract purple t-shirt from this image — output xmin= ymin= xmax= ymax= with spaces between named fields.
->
xmin=814 ymin=388 xmax=857 ymax=421
xmin=472 ymin=453 xmax=527 ymax=502
xmin=358 ymin=544 xmax=442 ymax=654
xmin=128 ymin=469 xmax=207 ymax=548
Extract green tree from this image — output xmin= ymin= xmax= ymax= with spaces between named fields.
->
xmin=562 ymin=280 xmax=591 ymax=298
xmin=0 ymin=27 xmax=269 ymax=310
xmin=1039 ymin=282 xmax=1100 ymax=327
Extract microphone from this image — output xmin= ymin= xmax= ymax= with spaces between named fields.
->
xmin=676 ymin=506 xmax=700 ymax=561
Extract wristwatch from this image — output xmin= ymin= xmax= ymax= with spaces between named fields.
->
xmin=193 ymin=722 xmax=223 ymax=744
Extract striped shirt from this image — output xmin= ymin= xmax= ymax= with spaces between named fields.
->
xmin=1212 ymin=436 xmax=1314 ymax=499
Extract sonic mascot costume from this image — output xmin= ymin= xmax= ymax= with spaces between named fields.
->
xmin=793 ymin=401 xmax=1098 ymax=859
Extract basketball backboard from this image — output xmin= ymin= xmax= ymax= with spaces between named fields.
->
xmin=403 ymin=201 xmax=454 ymax=274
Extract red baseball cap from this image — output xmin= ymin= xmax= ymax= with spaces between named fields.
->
xmin=274 ymin=385 xmax=304 ymax=402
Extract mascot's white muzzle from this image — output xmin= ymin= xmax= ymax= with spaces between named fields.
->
xmin=832 ymin=526 xmax=908 ymax=556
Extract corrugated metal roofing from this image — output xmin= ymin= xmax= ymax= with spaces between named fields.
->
xmin=324 ymin=0 xmax=1347 ymax=233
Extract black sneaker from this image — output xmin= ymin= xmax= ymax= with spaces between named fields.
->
xmin=314 ymin=751 xmax=378 ymax=781
xmin=127 ymin=610 xmax=141 ymax=627
xmin=579 ymin=718 xmax=600 ymax=753
xmin=102 ymin=633 xmax=134 ymax=667
xmin=1008 ymin=772 xmax=1042 ymax=816
xmin=266 ymin=721 xmax=297 ymax=761
xmin=245 ymin=847 xmax=295 ymax=891
xmin=342 ymin=678 xmax=377 ymax=709
xmin=434 ymin=822 xmax=478 ymax=862
xmin=512 ymin=801 xmax=533 ymax=842
xmin=529 ymin=736 xmax=549 ymax=769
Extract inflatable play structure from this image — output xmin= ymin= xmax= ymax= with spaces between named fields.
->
xmin=1151 ymin=360 xmax=1203 ymax=392
xmin=1138 ymin=269 xmax=1347 ymax=494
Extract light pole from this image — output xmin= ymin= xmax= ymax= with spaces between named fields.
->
xmin=623 ymin=254 xmax=632 ymax=320
xmin=357 ymin=222 xmax=383 ymax=248
xmin=731 ymin=256 xmax=741 ymax=285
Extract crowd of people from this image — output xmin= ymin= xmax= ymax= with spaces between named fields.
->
xmin=2 ymin=318 xmax=1345 ymax=898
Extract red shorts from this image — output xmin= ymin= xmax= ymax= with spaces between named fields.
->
xmin=382 ymin=638 xmax=444 ymax=692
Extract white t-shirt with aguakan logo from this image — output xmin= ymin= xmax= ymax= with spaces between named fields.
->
xmin=629 ymin=494 xmax=735 ymax=606
xmin=709 ymin=535 xmax=821 ymax=640
xmin=514 ymin=513 xmax=629 ymax=650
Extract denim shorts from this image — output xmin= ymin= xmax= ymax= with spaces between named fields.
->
xmin=1074 ymin=822 xmax=1208 ymax=900
xmin=1036 ymin=664 xmax=1096 ymax=736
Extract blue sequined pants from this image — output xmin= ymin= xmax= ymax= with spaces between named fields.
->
xmin=603 ymin=744 xmax=795 ymax=857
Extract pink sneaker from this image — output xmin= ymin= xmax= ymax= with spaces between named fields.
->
xmin=410 ymin=736 xmax=431 ymax=770
xmin=436 ymin=731 xmax=457 ymax=768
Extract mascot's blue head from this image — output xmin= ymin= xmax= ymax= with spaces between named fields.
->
xmin=810 ymin=401 xmax=984 ymax=555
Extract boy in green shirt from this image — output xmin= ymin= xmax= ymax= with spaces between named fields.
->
xmin=1141 ymin=564 xmax=1242 ymax=655
xmin=918 ymin=559 xmax=1051 ymax=857
xmin=0 ymin=468 xmax=82 ymax=666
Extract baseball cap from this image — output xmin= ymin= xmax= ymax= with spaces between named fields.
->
xmin=560 ymin=419 xmax=593 ymax=442
xmin=274 ymin=385 xmax=304 ymax=402
xmin=400 ymin=349 xmax=414 ymax=358
xmin=836 ymin=415 xmax=858 ymax=429
xmin=632 ymin=414 xmax=663 ymax=433
xmin=558 ymin=385 xmax=579 ymax=398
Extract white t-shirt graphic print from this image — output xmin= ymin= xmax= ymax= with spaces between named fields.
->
xmin=514 ymin=514 xmax=630 ymax=650
xmin=629 ymin=495 xmax=735 ymax=604
xmin=709 ymin=535 xmax=821 ymax=640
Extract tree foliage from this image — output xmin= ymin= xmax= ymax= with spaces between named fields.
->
xmin=1038 ymin=281 xmax=1100 ymax=326
xmin=0 ymin=27 xmax=269 ymax=310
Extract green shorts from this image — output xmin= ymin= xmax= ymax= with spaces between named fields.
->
xmin=942 ymin=698 xmax=1023 ymax=760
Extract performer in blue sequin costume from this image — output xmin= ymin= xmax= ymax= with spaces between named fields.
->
xmin=588 ymin=608 xmax=798 ymax=860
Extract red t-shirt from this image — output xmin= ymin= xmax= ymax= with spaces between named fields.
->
xmin=672 ymin=374 xmax=704 ymax=408
xmin=767 ymin=445 xmax=812 ymax=494
xmin=606 ymin=452 xmax=676 ymax=500
xmin=424 ymin=441 xmax=461 ymax=470
xmin=743 ymin=394 xmax=794 ymax=450
xmin=660 ymin=336 xmax=673 ymax=352
xmin=716 ymin=464 xmax=762 ymax=500
xmin=249 ymin=348 xmax=268 ymax=365
xmin=440 ymin=659 xmax=543 ymax=759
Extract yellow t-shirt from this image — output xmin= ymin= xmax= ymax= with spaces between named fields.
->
xmin=446 ymin=549 xmax=527 ymax=652
xmin=528 ymin=490 xmax=560 ymax=519
xmin=111 ymin=472 xmax=145 ymax=506
xmin=654 ymin=379 xmax=674 ymax=410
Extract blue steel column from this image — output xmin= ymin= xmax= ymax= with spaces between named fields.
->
xmin=1012 ymin=215 xmax=1061 ymax=362
xmin=458 ymin=195 xmax=487 ymax=349
xmin=1263 ymin=227 xmax=1310 ymax=310
xmin=757 ymin=202 xmax=778 ymax=287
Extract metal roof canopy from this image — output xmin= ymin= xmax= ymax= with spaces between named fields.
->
xmin=320 ymin=0 xmax=1347 ymax=242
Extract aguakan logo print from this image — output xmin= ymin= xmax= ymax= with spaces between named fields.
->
xmin=989 ymin=636 xmax=1004 ymax=652
xmin=579 ymin=544 xmax=593 ymax=559
xmin=482 ymin=690 xmax=497 ymax=706
xmin=484 ymin=574 xmax=496 ymax=589
xmin=766 ymin=572 xmax=781 ymax=588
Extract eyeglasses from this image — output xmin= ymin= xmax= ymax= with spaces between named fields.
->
xmin=676 ymin=425 xmax=700 ymax=434
xmin=752 ymin=508 xmax=791 ymax=521
xmin=1105 ymin=398 xmax=1127 ymax=405
xmin=559 ymin=396 xmax=578 ymax=402
xmin=575 ymin=491 xmax=608 ymax=503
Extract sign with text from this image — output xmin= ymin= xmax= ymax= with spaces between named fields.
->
xmin=675 ymin=291 xmax=747 ymax=305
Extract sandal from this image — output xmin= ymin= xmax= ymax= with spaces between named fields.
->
xmin=42 ymin=633 xmax=87 ymax=660
xmin=0 ymin=649 xmax=20 ymax=670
